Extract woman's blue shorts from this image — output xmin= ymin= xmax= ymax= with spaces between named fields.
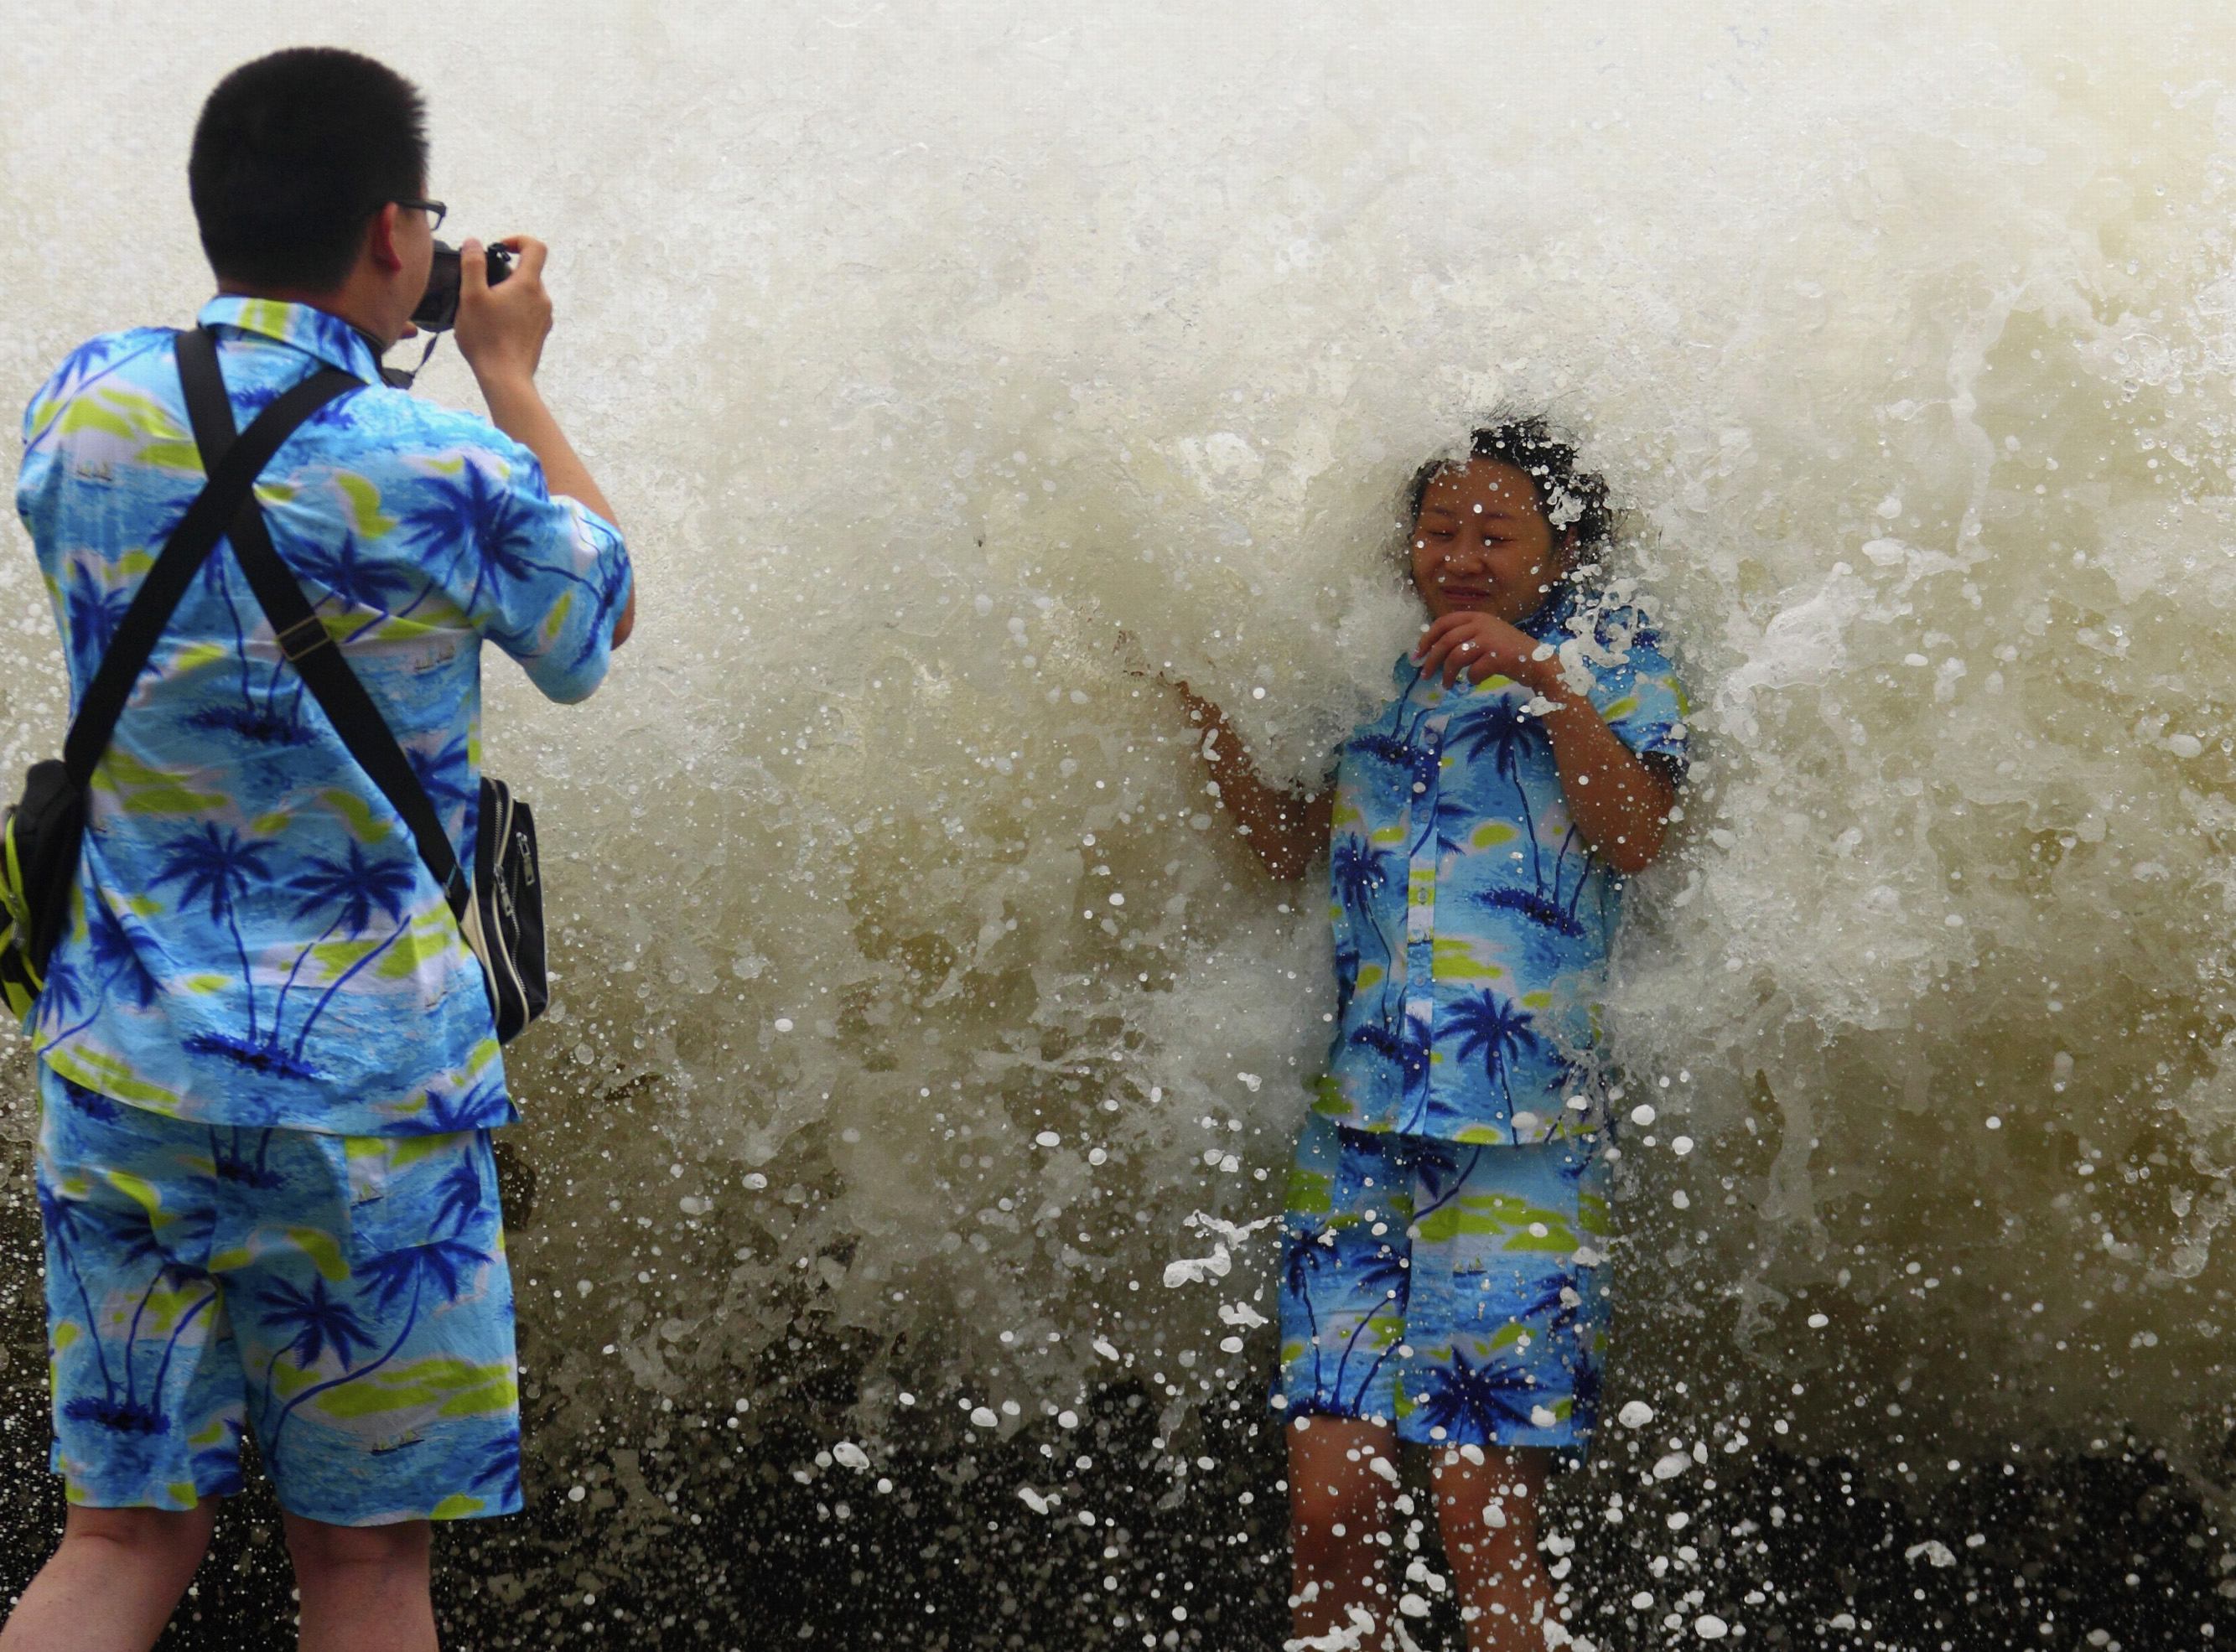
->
xmin=1272 ymin=1112 xmax=1612 ymax=1453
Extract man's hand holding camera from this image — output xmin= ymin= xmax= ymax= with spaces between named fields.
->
xmin=455 ymin=236 xmax=552 ymax=389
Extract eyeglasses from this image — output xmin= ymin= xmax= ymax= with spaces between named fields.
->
xmin=392 ymin=197 xmax=448 ymax=232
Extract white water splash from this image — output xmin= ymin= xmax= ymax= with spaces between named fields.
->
xmin=0 ymin=0 xmax=2233 ymax=1510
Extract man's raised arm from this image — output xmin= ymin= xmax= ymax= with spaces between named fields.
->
xmin=454 ymin=233 xmax=634 ymax=646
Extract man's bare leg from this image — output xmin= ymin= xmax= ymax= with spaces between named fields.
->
xmin=0 ymin=1504 xmax=216 ymax=1652
xmin=284 ymin=1514 xmax=436 ymax=1652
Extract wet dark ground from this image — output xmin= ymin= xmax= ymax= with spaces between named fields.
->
xmin=2 ymin=1344 xmax=2228 ymax=1649
xmin=2 ymin=1150 xmax=2230 ymax=1649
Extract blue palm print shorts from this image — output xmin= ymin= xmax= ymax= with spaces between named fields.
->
xmin=1273 ymin=1113 xmax=1611 ymax=1452
xmin=33 ymin=1065 xmax=521 ymax=1525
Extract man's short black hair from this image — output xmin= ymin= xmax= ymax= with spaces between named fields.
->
xmin=1407 ymin=417 xmax=1614 ymax=552
xmin=189 ymin=48 xmax=428 ymax=292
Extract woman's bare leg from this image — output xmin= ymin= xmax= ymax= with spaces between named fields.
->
xmin=1430 ymin=1447 xmax=1564 ymax=1651
xmin=1288 ymin=1416 xmax=1400 ymax=1650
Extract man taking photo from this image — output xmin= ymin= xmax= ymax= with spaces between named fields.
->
xmin=3 ymin=47 xmax=633 ymax=1652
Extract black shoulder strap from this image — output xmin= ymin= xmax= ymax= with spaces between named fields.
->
xmin=174 ymin=326 xmax=470 ymax=919
xmin=60 ymin=333 xmax=358 ymax=788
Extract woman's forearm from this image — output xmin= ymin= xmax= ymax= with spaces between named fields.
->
xmin=1533 ymin=681 xmax=1677 ymax=874
xmin=1173 ymin=685 xmax=1332 ymax=881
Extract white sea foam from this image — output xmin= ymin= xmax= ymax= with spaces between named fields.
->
xmin=1 ymin=0 xmax=2233 ymax=1498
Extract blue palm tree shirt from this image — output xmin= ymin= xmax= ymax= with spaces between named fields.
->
xmin=16 ymin=298 xmax=633 ymax=1135
xmin=1320 ymin=594 xmax=1687 ymax=1145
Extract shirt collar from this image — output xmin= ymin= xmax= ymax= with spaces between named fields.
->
xmin=1523 ymin=585 xmax=1583 ymax=642
xmin=195 ymin=296 xmax=385 ymax=383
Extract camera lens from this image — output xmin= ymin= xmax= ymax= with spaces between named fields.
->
xmin=412 ymin=241 xmax=464 ymax=333
xmin=410 ymin=240 xmax=514 ymax=334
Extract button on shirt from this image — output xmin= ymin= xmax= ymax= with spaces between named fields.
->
xmin=1317 ymin=597 xmax=1688 ymax=1146
xmin=16 ymin=298 xmax=633 ymax=1136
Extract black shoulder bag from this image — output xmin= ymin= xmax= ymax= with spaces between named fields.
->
xmin=171 ymin=329 xmax=548 ymax=1042
xmin=0 ymin=349 xmax=358 ymax=1021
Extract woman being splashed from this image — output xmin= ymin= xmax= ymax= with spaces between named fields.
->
xmin=1173 ymin=420 xmax=1688 ymax=1651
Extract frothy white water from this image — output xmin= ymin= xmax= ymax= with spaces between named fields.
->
xmin=4 ymin=1 xmax=2236 ymax=1493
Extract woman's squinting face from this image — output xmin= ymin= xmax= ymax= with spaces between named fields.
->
xmin=1409 ymin=458 xmax=1565 ymax=625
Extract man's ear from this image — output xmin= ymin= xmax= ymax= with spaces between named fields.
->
xmin=366 ymin=202 xmax=404 ymax=273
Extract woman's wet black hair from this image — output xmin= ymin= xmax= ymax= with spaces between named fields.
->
xmin=1406 ymin=417 xmax=1613 ymax=553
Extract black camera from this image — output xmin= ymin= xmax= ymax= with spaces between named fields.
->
xmin=411 ymin=240 xmax=514 ymax=333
